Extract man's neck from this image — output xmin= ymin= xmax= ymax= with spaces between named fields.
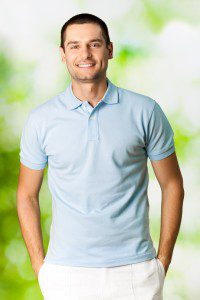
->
xmin=71 ymin=77 xmax=108 ymax=108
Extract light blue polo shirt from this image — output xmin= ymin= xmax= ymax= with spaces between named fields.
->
xmin=19 ymin=77 xmax=175 ymax=267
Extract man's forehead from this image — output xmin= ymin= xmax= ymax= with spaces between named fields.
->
xmin=65 ymin=24 xmax=103 ymax=42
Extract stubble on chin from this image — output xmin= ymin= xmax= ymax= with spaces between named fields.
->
xmin=72 ymin=71 xmax=101 ymax=82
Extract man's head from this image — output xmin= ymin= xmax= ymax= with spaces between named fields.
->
xmin=59 ymin=13 xmax=113 ymax=83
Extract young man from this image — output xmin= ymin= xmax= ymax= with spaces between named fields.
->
xmin=17 ymin=13 xmax=184 ymax=300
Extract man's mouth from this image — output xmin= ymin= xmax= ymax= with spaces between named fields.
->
xmin=76 ymin=63 xmax=95 ymax=68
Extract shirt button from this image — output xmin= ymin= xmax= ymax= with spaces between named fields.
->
xmin=90 ymin=116 xmax=95 ymax=120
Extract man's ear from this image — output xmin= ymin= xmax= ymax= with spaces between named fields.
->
xmin=108 ymin=42 xmax=113 ymax=59
xmin=59 ymin=46 xmax=66 ymax=63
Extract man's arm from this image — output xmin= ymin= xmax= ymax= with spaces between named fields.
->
xmin=16 ymin=162 xmax=45 ymax=278
xmin=150 ymin=151 xmax=185 ymax=275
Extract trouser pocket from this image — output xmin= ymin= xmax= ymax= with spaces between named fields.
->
xmin=156 ymin=258 xmax=166 ymax=279
xmin=37 ymin=263 xmax=69 ymax=298
xmin=131 ymin=258 xmax=164 ymax=299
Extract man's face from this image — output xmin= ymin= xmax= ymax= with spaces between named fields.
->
xmin=59 ymin=23 xmax=113 ymax=82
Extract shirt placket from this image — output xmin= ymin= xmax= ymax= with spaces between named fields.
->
xmin=82 ymin=101 xmax=100 ymax=141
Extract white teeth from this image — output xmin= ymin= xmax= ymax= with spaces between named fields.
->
xmin=78 ymin=64 xmax=94 ymax=67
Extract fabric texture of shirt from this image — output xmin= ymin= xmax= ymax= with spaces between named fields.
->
xmin=19 ymin=77 xmax=175 ymax=267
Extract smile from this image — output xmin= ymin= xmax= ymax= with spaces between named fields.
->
xmin=77 ymin=63 xmax=95 ymax=68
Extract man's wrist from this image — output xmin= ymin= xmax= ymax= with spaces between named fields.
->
xmin=32 ymin=257 xmax=45 ymax=274
xmin=156 ymin=254 xmax=171 ymax=265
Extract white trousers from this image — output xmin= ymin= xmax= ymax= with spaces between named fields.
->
xmin=38 ymin=257 xmax=166 ymax=300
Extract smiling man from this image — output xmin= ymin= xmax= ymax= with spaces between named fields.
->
xmin=17 ymin=13 xmax=184 ymax=300
xmin=60 ymin=19 xmax=113 ymax=108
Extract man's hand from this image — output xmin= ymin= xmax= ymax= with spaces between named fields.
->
xmin=33 ymin=260 xmax=44 ymax=278
xmin=157 ymin=255 xmax=171 ymax=276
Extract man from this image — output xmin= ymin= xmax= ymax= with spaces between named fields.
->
xmin=17 ymin=13 xmax=184 ymax=300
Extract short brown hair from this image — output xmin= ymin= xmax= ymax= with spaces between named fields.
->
xmin=60 ymin=13 xmax=111 ymax=50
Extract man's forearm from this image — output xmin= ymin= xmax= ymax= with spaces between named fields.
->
xmin=157 ymin=181 xmax=184 ymax=266
xmin=17 ymin=195 xmax=45 ymax=275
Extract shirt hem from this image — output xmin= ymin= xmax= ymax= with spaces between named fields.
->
xmin=43 ymin=250 xmax=157 ymax=268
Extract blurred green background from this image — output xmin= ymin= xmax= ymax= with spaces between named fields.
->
xmin=0 ymin=1 xmax=200 ymax=299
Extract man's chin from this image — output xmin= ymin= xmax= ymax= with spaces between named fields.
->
xmin=73 ymin=74 xmax=100 ymax=82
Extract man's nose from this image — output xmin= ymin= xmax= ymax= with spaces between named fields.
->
xmin=80 ymin=45 xmax=92 ymax=59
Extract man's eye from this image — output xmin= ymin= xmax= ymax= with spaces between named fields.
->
xmin=70 ymin=45 xmax=78 ymax=49
xmin=70 ymin=43 xmax=100 ymax=49
xmin=91 ymin=43 xmax=100 ymax=47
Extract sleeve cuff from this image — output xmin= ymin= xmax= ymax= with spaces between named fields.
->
xmin=20 ymin=158 xmax=47 ymax=170
xmin=148 ymin=145 xmax=175 ymax=161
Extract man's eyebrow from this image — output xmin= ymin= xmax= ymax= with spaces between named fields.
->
xmin=66 ymin=38 xmax=103 ymax=46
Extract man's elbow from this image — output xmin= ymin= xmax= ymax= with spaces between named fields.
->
xmin=163 ymin=175 xmax=185 ymax=201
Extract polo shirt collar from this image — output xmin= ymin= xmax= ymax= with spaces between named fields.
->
xmin=62 ymin=77 xmax=119 ymax=110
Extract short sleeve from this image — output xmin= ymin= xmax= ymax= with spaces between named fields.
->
xmin=145 ymin=102 xmax=175 ymax=161
xmin=19 ymin=111 xmax=47 ymax=170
